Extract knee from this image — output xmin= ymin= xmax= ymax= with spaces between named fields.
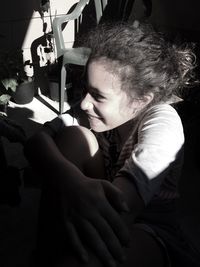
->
xmin=55 ymin=126 xmax=99 ymax=158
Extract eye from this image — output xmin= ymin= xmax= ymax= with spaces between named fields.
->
xmin=82 ymin=82 xmax=106 ymax=102
xmin=90 ymin=91 xmax=105 ymax=102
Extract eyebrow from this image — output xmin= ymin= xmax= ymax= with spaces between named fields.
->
xmin=86 ymin=84 xmax=110 ymax=97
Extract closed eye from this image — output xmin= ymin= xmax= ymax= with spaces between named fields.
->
xmin=90 ymin=91 xmax=106 ymax=102
xmin=83 ymin=83 xmax=106 ymax=102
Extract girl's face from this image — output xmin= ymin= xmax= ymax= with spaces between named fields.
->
xmin=80 ymin=60 xmax=141 ymax=132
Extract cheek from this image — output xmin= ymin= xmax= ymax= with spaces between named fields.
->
xmin=118 ymin=98 xmax=132 ymax=114
xmin=98 ymin=107 xmax=111 ymax=121
xmin=93 ymin=102 xmax=108 ymax=115
xmin=105 ymin=105 xmax=123 ymax=122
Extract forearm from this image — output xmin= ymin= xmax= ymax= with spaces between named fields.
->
xmin=112 ymin=176 xmax=145 ymax=221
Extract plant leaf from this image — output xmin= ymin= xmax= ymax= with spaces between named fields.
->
xmin=0 ymin=94 xmax=11 ymax=104
xmin=2 ymin=78 xmax=18 ymax=92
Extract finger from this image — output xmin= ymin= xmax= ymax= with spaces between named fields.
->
xmin=76 ymin=217 xmax=117 ymax=267
xmin=102 ymin=181 xmax=129 ymax=212
xmin=65 ymin=220 xmax=88 ymax=263
xmin=89 ymin=212 xmax=126 ymax=263
xmin=101 ymin=201 xmax=130 ymax=247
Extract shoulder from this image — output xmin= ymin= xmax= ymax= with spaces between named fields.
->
xmin=131 ymin=104 xmax=184 ymax=179
xmin=140 ymin=103 xmax=182 ymax=127
xmin=138 ymin=103 xmax=184 ymax=146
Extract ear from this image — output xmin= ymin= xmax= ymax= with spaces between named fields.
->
xmin=131 ymin=93 xmax=154 ymax=110
xmin=141 ymin=93 xmax=154 ymax=107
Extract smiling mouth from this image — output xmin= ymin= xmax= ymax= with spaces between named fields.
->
xmin=87 ymin=114 xmax=101 ymax=120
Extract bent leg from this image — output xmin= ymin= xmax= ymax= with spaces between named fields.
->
xmin=35 ymin=126 xmax=165 ymax=267
xmin=55 ymin=125 xmax=105 ymax=178
xmin=35 ymin=125 xmax=105 ymax=265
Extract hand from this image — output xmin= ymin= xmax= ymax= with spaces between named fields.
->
xmin=60 ymin=177 xmax=130 ymax=267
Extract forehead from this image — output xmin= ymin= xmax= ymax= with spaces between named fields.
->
xmin=86 ymin=59 xmax=121 ymax=89
xmin=87 ymin=59 xmax=114 ymax=75
xmin=87 ymin=57 xmax=118 ymax=73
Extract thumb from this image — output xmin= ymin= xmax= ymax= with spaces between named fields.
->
xmin=101 ymin=180 xmax=130 ymax=212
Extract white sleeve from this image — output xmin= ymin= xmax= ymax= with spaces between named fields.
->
xmin=119 ymin=104 xmax=184 ymax=205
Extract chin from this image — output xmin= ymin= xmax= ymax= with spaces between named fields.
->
xmin=91 ymin=125 xmax=113 ymax=133
xmin=89 ymin=119 xmax=116 ymax=132
xmin=91 ymin=127 xmax=105 ymax=133
xmin=89 ymin=123 xmax=105 ymax=132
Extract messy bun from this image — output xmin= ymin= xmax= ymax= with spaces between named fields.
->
xmin=175 ymin=45 xmax=196 ymax=87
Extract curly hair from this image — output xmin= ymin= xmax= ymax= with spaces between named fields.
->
xmin=83 ymin=22 xmax=197 ymax=104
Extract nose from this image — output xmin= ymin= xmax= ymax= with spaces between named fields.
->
xmin=80 ymin=93 xmax=93 ymax=111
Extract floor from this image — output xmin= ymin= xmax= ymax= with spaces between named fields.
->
xmin=0 ymin=94 xmax=200 ymax=266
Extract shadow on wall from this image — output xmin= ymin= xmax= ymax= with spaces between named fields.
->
xmin=0 ymin=0 xmax=44 ymax=49
xmin=0 ymin=0 xmax=51 ymax=96
xmin=0 ymin=0 xmax=139 ymax=99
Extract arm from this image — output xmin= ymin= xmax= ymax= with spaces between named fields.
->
xmin=113 ymin=176 xmax=145 ymax=222
xmin=113 ymin=104 xmax=184 ymax=216
xmin=24 ymin=127 xmax=130 ymax=266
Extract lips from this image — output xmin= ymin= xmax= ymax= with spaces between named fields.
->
xmin=87 ymin=113 xmax=101 ymax=120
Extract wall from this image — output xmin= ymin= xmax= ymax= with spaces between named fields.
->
xmin=1 ymin=1 xmax=200 ymax=79
xmin=0 ymin=0 xmax=77 ymax=77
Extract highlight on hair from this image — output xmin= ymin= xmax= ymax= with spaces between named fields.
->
xmin=83 ymin=22 xmax=197 ymax=104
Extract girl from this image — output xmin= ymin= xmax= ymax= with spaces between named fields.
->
xmin=25 ymin=22 xmax=199 ymax=267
